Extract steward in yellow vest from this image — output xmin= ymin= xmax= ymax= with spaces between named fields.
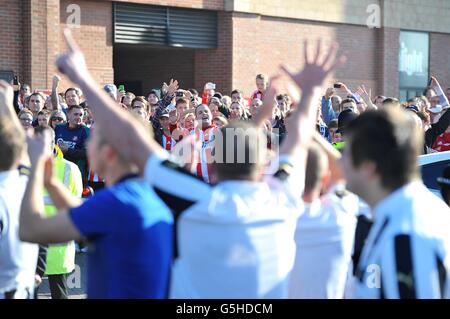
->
xmin=35 ymin=127 xmax=83 ymax=299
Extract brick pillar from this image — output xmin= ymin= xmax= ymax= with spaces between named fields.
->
xmin=22 ymin=0 xmax=60 ymax=90
xmin=377 ymin=27 xmax=400 ymax=98
xmin=194 ymin=11 xmax=233 ymax=95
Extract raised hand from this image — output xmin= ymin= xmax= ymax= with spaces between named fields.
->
xmin=0 ymin=80 xmax=14 ymax=113
xmin=27 ymin=131 xmax=53 ymax=166
xmin=56 ymin=29 xmax=89 ymax=85
xmin=166 ymin=79 xmax=179 ymax=96
xmin=325 ymin=87 xmax=335 ymax=99
xmin=430 ymin=75 xmax=440 ymax=88
xmin=43 ymin=156 xmax=56 ymax=188
xmin=52 ymin=75 xmax=61 ymax=89
xmin=281 ymin=40 xmax=346 ymax=92
xmin=359 ymin=85 xmax=371 ymax=101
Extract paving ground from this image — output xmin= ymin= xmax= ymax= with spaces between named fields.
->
xmin=37 ymin=252 xmax=87 ymax=299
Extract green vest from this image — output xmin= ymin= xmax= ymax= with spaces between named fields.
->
xmin=43 ymin=156 xmax=83 ymax=275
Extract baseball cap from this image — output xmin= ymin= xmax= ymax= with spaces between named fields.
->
xmin=337 ymin=109 xmax=358 ymax=134
xmin=104 ymin=84 xmax=117 ymax=99
xmin=159 ymin=110 xmax=170 ymax=118
xmin=437 ymin=164 xmax=450 ymax=187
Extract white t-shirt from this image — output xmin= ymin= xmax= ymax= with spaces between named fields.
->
xmin=0 ymin=170 xmax=38 ymax=298
xmin=289 ymin=188 xmax=358 ymax=298
xmin=145 ymin=151 xmax=304 ymax=298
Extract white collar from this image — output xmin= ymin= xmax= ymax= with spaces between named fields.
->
xmin=373 ymin=181 xmax=424 ymax=221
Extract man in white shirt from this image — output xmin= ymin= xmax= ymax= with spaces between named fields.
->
xmin=0 ymin=82 xmax=38 ymax=299
xmin=342 ymin=108 xmax=450 ymax=298
xmin=55 ymin=30 xmax=346 ymax=298
xmin=289 ymin=134 xmax=357 ymax=298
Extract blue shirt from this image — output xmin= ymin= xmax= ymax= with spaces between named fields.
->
xmin=69 ymin=175 xmax=173 ymax=299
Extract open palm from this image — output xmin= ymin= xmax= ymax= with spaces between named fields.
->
xmin=282 ymin=40 xmax=346 ymax=92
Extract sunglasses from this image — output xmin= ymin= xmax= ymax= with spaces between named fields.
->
xmin=51 ymin=117 xmax=65 ymax=122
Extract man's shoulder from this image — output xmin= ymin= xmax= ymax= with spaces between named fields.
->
xmin=58 ymin=157 xmax=81 ymax=173
xmin=110 ymin=177 xmax=155 ymax=201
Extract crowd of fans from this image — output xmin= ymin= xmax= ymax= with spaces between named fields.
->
xmin=1 ymin=31 xmax=450 ymax=299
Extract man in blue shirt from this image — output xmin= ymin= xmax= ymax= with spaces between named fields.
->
xmin=54 ymin=105 xmax=90 ymax=183
xmin=20 ymin=126 xmax=173 ymax=299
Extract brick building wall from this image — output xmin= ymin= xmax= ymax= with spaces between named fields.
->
xmin=430 ymin=33 xmax=450 ymax=90
xmin=2 ymin=0 xmax=450 ymax=99
xmin=114 ymin=0 xmax=224 ymax=11
xmin=59 ymin=0 xmax=113 ymax=90
xmin=194 ymin=11 xmax=233 ymax=95
xmin=0 ymin=0 xmax=23 ymax=81
xmin=231 ymin=12 xmax=379 ymax=98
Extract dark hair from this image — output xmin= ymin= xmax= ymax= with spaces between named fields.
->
xmin=176 ymin=98 xmax=189 ymax=107
xmin=34 ymin=125 xmax=55 ymax=142
xmin=341 ymin=98 xmax=356 ymax=106
xmin=230 ymin=89 xmax=242 ymax=97
xmin=256 ymin=74 xmax=268 ymax=82
xmin=276 ymin=94 xmax=286 ymax=102
xmin=346 ymin=108 xmax=422 ymax=191
xmin=212 ymin=121 xmax=267 ymax=181
xmin=0 ymin=119 xmax=25 ymax=171
xmin=65 ymin=87 xmax=80 ymax=98
xmin=188 ymin=88 xmax=198 ymax=96
xmin=328 ymin=119 xmax=338 ymax=130
xmin=423 ymin=87 xmax=436 ymax=96
xmin=131 ymin=96 xmax=149 ymax=112
xmin=382 ymin=97 xmax=401 ymax=108
xmin=68 ymin=105 xmax=84 ymax=113
xmin=29 ymin=92 xmax=45 ymax=101
xmin=38 ymin=109 xmax=51 ymax=117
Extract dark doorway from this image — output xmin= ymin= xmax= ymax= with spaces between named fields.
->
xmin=113 ymin=45 xmax=195 ymax=96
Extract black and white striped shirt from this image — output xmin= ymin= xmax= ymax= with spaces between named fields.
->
xmin=355 ymin=181 xmax=450 ymax=298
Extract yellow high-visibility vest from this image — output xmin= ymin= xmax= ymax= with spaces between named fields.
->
xmin=43 ymin=152 xmax=83 ymax=275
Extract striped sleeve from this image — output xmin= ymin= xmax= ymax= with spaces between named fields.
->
xmin=144 ymin=151 xmax=211 ymax=216
xmin=379 ymin=234 xmax=447 ymax=298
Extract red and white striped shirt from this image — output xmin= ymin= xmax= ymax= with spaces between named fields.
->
xmin=162 ymin=132 xmax=176 ymax=151
xmin=192 ymin=125 xmax=216 ymax=183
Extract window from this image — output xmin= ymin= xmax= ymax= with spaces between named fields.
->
xmin=399 ymin=31 xmax=429 ymax=99
xmin=114 ymin=3 xmax=218 ymax=49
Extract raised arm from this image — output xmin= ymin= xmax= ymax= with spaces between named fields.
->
xmin=51 ymin=75 xmax=62 ymax=110
xmin=20 ymin=132 xmax=82 ymax=244
xmin=431 ymin=76 xmax=450 ymax=108
xmin=252 ymin=75 xmax=281 ymax=127
xmin=0 ymin=81 xmax=23 ymax=132
xmin=313 ymin=131 xmax=345 ymax=185
xmin=358 ymin=85 xmax=377 ymax=110
xmin=281 ymin=40 xmax=346 ymax=160
xmin=56 ymin=29 xmax=162 ymax=172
